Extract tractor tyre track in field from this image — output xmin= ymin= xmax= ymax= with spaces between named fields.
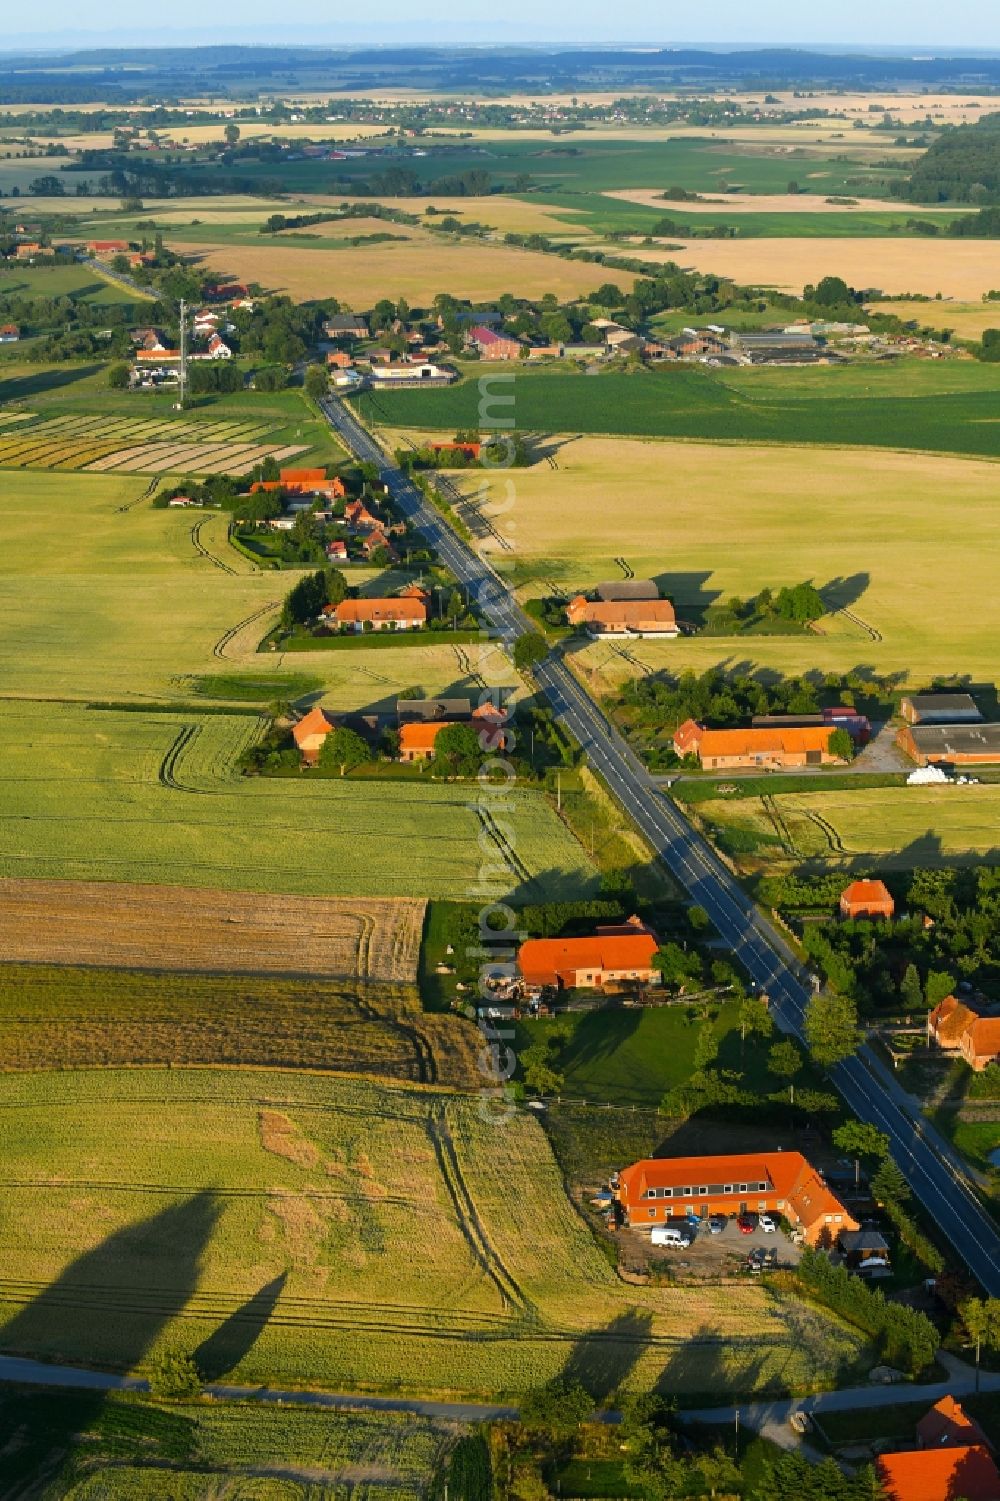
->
xmin=157 ymin=725 xmax=216 ymax=795
xmin=213 ymin=602 xmax=281 ymax=660
xmin=191 ymin=518 xmax=238 ymax=575
xmin=801 ymin=807 xmax=848 ymax=856
xmin=476 ymin=808 xmax=531 ymax=887
xmin=116 ymin=476 xmax=158 ymax=513
xmin=760 ymin=794 xmax=799 ymax=859
xmin=427 ymin=1105 xmax=531 ymax=1318
xmin=838 ymin=607 xmax=882 ymax=643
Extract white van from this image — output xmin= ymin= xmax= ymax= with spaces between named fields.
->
xmin=651 ymin=1225 xmax=691 ymax=1249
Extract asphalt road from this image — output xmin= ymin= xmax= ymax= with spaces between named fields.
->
xmin=322 ymin=396 xmax=1000 ymax=1297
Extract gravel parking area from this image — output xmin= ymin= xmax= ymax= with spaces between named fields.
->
xmin=620 ymin=1214 xmax=804 ymax=1278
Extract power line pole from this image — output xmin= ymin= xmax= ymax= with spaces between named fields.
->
xmin=178 ymin=298 xmax=187 ymax=407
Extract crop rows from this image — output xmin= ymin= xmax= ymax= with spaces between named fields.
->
xmin=0 ymin=413 xmax=307 ymax=474
xmin=0 ymin=1068 xmax=866 ymax=1399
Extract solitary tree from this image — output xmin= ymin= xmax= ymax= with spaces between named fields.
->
xmin=304 ymin=362 xmax=329 ymax=399
xmin=107 ymin=361 xmax=130 ymax=389
xmin=805 ymin=990 xmax=860 ymax=1068
xmin=871 ymin=1155 xmax=911 ymax=1206
xmin=833 ymin=1120 xmax=889 ymax=1188
xmin=513 ymin=632 xmax=548 ymax=672
xmin=148 ymin=1350 xmax=203 ymax=1398
xmin=224 ymin=122 xmax=241 ymax=146
xmin=432 ymin=722 xmax=481 ymax=777
xmin=520 ymin=1378 xmax=592 ymax=1441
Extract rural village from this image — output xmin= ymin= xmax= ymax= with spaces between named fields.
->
xmin=1 ymin=29 xmax=1000 ymax=1501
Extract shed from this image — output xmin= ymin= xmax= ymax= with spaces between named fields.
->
xmin=595 ymin=580 xmax=660 ymax=603
xmin=900 ymin=693 xmax=982 ymax=725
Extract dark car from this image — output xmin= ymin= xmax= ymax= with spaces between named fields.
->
xmin=737 ymin=1212 xmax=757 ymax=1235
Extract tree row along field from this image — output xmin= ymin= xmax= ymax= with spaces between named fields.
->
xmin=0 ymin=1068 xmax=866 ymax=1400
xmin=0 ymin=880 xmax=426 ymax=982
xmin=0 ymin=964 xmax=479 ymax=1089
xmin=355 ymin=361 xmax=1000 ymax=460
xmin=0 ymin=703 xmax=596 ymax=900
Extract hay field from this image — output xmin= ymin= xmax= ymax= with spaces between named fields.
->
xmin=173 ymin=234 xmax=634 ymax=304
xmin=875 ymin=299 xmax=1000 ymax=337
xmin=605 ymin=188 xmax=923 ymax=214
xmin=0 ymin=963 xmax=476 ymax=1087
xmin=0 ymin=879 xmax=425 ymax=982
xmin=698 ymin=785 xmax=1000 ymax=874
xmin=0 ymin=702 xmax=594 ymax=900
xmin=0 ymin=1067 xmax=864 ymax=1398
xmin=618 ymin=235 xmax=998 ymax=300
xmin=452 ymin=434 xmax=1000 ymax=689
xmin=304 ymin=191 xmax=596 ymax=236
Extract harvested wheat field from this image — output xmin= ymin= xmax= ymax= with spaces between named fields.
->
xmin=0 ymin=879 xmax=426 ymax=981
xmin=622 ymin=236 xmax=999 ymax=300
xmin=874 ymin=299 xmax=1000 ymax=338
xmin=174 ymin=235 xmax=634 ymax=304
xmin=307 ymin=192 xmax=595 ymax=237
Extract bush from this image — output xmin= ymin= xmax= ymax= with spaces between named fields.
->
xmin=797 ymin=1247 xmax=937 ymax=1374
xmin=147 ymin=1350 xmax=203 ymax=1397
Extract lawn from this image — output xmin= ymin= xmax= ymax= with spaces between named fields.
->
xmin=696 ymin=785 xmax=1000 ymax=874
xmin=0 ymin=1385 xmax=449 ymax=1500
xmin=0 ymin=260 xmax=146 ymax=304
xmin=0 ymin=700 xmax=595 ymax=899
xmin=0 ymin=1068 xmax=865 ymax=1400
xmin=433 ymin=431 xmax=1000 ymax=691
xmin=356 ymin=360 xmax=1000 ymax=461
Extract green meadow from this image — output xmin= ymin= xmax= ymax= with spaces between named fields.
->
xmin=357 ymin=360 xmax=1000 ymax=459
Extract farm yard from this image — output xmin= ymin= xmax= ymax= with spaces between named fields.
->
xmin=444 ymin=432 xmax=1000 ymax=690
xmin=0 ymin=701 xmax=596 ymax=899
xmin=0 ymin=410 xmax=312 ymax=475
xmin=0 ymin=963 xmax=478 ymax=1087
xmin=694 ymin=783 xmax=1000 ymax=874
xmin=0 ymin=880 xmax=425 ymax=981
xmin=0 ymin=1067 xmax=866 ymax=1399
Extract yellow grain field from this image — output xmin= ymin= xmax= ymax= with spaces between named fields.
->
xmin=597 ymin=236 xmax=999 ymax=300
xmin=172 ymin=234 xmax=634 ymax=304
xmin=453 ymin=433 xmax=1000 ymax=690
xmin=874 ymin=300 xmax=1000 ymax=337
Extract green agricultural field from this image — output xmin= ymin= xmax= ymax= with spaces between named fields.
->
xmin=356 ymin=361 xmax=1000 ymax=460
xmin=0 ymin=701 xmax=594 ymax=899
xmin=0 ymin=1068 xmax=866 ymax=1400
xmin=0 ymin=469 xmax=506 ymax=703
xmin=0 ymin=1385 xmax=449 ymax=1500
xmin=0 ymin=260 xmax=146 ymax=304
xmin=695 ymin=784 xmax=1000 ymax=874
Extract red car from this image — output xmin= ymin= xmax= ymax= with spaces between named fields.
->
xmin=737 ymin=1212 xmax=757 ymax=1235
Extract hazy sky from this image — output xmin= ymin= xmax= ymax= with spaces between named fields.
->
xmin=3 ymin=0 xmax=999 ymax=49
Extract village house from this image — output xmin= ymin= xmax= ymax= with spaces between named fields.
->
xmin=877 ymin=1442 xmax=1000 ymax=1501
xmin=250 ymin=469 xmax=346 ymax=502
xmin=467 ymin=325 xmax=523 ymax=361
xmin=204 ymin=332 xmax=232 ymax=359
xmin=326 ymin=539 xmax=348 ymax=562
xmin=326 ymin=597 xmax=426 ymax=633
xmin=927 ymin=995 xmax=1000 ymax=1072
xmin=430 ymin=440 xmax=482 ymax=461
xmin=136 ymin=348 xmax=180 ymax=363
xmin=839 ymin=879 xmax=895 ymax=920
xmin=0 ymin=324 xmax=19 ymax=343
xmin=751 ymin=707 xmax=871 ymax=745
xmin=900 ymin=692 xmax=983 ymax=726
xmin=399 ymin=721 xmax=449 ymax=762
xmin=344 ymin=498 xmax=380 ymax=531
xmin=517 ymin=917 xmax=660 ymax=990
xmin=674 ymin=720 xmax=846 ymax=771
xmin=368 ymin=360 xmax=456 ymax=386
xmin=291 ymin=705 xmax=334 ymax=766
xmin=615 ymin=1151 xmax=859 ymax=1246
xmin=323 ymin=312 xmax=369 ymax=340
xmin=566 ymin=595 xmax=678 ymax=638
xmin=898 ymin=720 xmax=1000 ymax=766
xmin=594 ymin=579 xmax=660 ymax=603
xmin=86 ymin=239 xmax=131 ymax=257
xmin=917 ymin=1395 xmax=993 ymax=1452
xmin=326 ymin=349 xmax=355 ymax=369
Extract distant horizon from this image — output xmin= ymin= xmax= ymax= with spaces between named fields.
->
xmin=5 ymin=38 xmax=1000 ymax=57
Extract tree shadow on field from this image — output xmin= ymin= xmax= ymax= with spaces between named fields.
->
xmin=818 ymin=573 xmax=871 ymax=613
xmin=194 ymin=1272 xmax=287 ymax=1381
xmin=0 ymin=363 xmax=103 ymax=402
xmin=561 ymin=1309 xmax=654 ymax=1403
xmin=0 ymin=1191 xmax=219 ymax=1492
xmin=653 ymin=1322 xmax=767 ymax=1405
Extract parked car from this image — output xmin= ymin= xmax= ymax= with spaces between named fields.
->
xmin=709 ymin=1215 xmax=727 ymax=1235
xmin=789 ymin=1411 xmax=812 ymax=1435
xmin=759 ymin=1213 xmax=778 ymax=1234
xmin=737 ymin=1212 xmax=757 ymax=1234
xmin=651 ymin=1225 xmax=691 ymax=1249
